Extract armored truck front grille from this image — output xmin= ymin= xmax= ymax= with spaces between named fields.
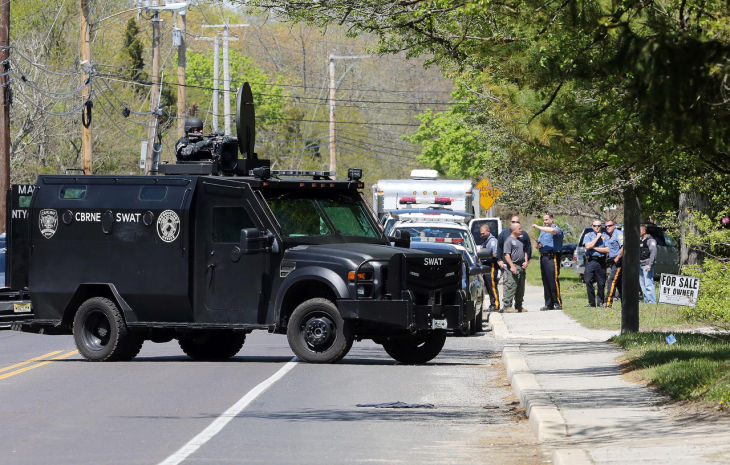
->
xmin=386 ymin=253 xmax=461 ymax=301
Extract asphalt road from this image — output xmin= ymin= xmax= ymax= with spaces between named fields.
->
xmin=0 ymin=326 xmax=548 ymax=465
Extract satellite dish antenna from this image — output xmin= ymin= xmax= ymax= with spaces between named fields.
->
xmin=236 ymin=82 xmax=255 ymax=158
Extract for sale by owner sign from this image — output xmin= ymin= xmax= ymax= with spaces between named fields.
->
xmin=659 ymin=274 xmax=700 ymax=307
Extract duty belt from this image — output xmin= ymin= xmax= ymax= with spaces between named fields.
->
xmin=541 ymin=252 xmax=558 ymax=257
xmin=587 ymin=256 xmax=606 ymax=262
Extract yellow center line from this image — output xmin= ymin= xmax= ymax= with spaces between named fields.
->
xmin=0 ymin=350 xmax=79 ymax=381
xmin=0 ymin=350 xmax=65 ymax=374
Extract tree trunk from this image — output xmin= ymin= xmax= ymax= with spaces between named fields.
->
xmin=679 ymin=191 xmax=708 ymax=267
xmin=622 ymin=184 xmax=641 ymax=333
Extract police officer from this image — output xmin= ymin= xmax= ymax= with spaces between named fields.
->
xmin=605 ymin=220 xmax=623 ymax=308
xmin=175 ymin=116 xmax=213 ymax=162
xmin=639 ymin=224 xmax=657 ymax=303
xmin=583 ymin=220 xmax=609 ymax=307
xmin=479 ymin=224 xmax=500 ymax=312
xmin=532 ymin=213 xmax=563 ymax=310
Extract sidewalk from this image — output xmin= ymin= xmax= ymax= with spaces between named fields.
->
xmin=489 ymin=281 xmax=730 ymax=465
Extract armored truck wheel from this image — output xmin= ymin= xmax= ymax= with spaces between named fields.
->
xmin=73 ymin=297 xmax=142 ymax=362
xmin=382 ymin=330 xmax=447 ymax=364
xmin=178 ymin=332 xmax=246 ymax=360
xmin=287 ymin=298 xmax=353 ymax=363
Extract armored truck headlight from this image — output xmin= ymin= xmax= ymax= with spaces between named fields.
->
xmin=348 ymin=271 xmax=373 ymax=281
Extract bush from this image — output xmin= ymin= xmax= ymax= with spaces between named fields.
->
xmin=683 ymin=260 xmax=730 ymax=330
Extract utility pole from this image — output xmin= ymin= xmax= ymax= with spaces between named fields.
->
xmin=0 ymin=0 xmax=9 ymax=233
xmin=194 ymin=35 xmax=218 ymax=131
xmin=135 ymin=1 xmax=189 ymax=173
xmin=80 ymin=0 xmax=92 ymax=174
xmin=144 ymin=10 xmax=161 ymax=174
xmin=175 ymin=11 xmax=186 ymax=139
xmin=328 ymin=53 xmax=370 ymax=178
xmin=202 ymin=23 xmax=246 ymax=135
xmin=328 ymin=55 xmax=336 ymax=175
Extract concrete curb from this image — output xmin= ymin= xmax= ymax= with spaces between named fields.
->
xmin=502 ymin=345 xmax=568 ymax=442
xmin=552 ymin=448 xmax=593 ymax=465
xmin=495 ymin=312 xmax=573 ymax=447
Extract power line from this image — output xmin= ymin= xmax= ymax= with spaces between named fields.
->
xmin=94 ymin=70 xmax=463 ymax=106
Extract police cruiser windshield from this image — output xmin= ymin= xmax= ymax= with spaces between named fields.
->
xmin=265 ymin=192 xmax=383 ymax=244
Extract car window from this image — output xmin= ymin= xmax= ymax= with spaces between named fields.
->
xmin=663 ymin=234 xmax=677 ymax=247
xmin=397 ymin=225 xmax=475 ymax=252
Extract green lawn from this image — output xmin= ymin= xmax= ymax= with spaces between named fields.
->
xmin=526 ymin=258 xmax=730 ymax=408
xmin=525 ymin=260 xmax=708 ymax=331
xmin=612 ymin=332 xmax=730 ymax=407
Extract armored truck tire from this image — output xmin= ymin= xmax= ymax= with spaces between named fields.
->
xmin=73 ymin=297 xmax=144 ymax=362
xmin=287 ymin=298 xmax=353 ymax=363
xmin=178 ymin=332 xmax=246 ymax=360
xmin=382 ymin=330 xmax=447 ymax=364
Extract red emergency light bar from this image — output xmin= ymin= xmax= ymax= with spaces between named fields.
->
xmin=399 ymin=196 xmax=416 ymax=204
xmin=434 ymin=197 xmax=452 ymax=205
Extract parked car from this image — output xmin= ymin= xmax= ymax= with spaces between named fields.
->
xmin=572 ymin=224 xmax=678 ymax=280
xmin=560 ymin=243 xmax=577 ymax=268
xmin=409 ymin=241 xmax=486 ymax=335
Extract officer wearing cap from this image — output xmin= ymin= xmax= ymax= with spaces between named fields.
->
xmin=175 ymin=116 xmax=213 ymax=161
xmin=605 ymin=220 xmax=623 ymax=308
xmin=479 ymin=224 xmax=500 ymax=312
xmin=532 ymin=213 xmax=563 ymax=310
xmin=583 ymin=221 xmax=609 ymax=307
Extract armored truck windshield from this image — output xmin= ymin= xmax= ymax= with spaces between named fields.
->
xmin=264 ymin=191 xmax=383 ymax=245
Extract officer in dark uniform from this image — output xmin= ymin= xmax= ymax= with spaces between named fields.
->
xmin=605 ymin=220 xmax=624 ymax=308
xmin=532 ymin=213 xmax=564 ymax=310
xmin=583 ymin=221 xmax=609 ymax=307
xmin=175 ymin=116 xmax=214 ymax=162
xmin=479 ymin=224 xmax=500 ymax=312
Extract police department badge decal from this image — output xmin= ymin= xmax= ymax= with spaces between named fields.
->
xmin=157 ymin=210 xmax=180 ymax=243
xmin=39 ymin=209 xmax=58 ymax=239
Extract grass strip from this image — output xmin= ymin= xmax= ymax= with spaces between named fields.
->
xmin=611 ymin=332 xmax=730 ymax=406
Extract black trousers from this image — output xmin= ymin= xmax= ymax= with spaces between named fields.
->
xmin=606 ymin=260 xmax=622 ymax=307
xmin=484 ymin=262 xmax=500 ymax=310
xmin=540 ymin=254 xmax=562 ymax=308
xmin=585 ymin=258 xmax=607 ymax=306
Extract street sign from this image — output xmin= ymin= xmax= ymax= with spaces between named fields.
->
xmin=475 ymin=178 xmax=501 ymax=211
xmin=658 ymin=273 xmax=700 ymax=307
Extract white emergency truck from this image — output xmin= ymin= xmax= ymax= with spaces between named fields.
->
xmin=372 ymin=170 xmax=479 ymax=220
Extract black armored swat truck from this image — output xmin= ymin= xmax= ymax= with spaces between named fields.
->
xmin=0 ymin=84 xmax=476 ymax=364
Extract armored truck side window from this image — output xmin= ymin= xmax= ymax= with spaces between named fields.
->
xmin=139 ymin=185 xmax=168 ymax=201
xmin=267 ymin=198 xmax=333 ymax=237
xmin=60 ymin=185 xmax=87 ymax=200
xmin=212 ymin=207 xmax=255 ymax=243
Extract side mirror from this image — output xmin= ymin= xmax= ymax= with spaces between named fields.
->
xmin=389 ymin=230 xmax=411 ymax=249
xmin=240 ymin=228 xmax=274 ymax=254
xmin=468 ymin=265 xmax=483 ymax=276
xmin=477 ymin=250 xmax=493 ymax=261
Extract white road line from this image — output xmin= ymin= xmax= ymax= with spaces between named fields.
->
xmin=157 ymin=358 xmax=298 ymax=465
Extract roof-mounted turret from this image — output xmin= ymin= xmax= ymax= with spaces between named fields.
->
xmin=159 ymin=82 xmax=270 ymax=177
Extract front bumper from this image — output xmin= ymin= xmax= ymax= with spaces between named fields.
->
xmin=338 ymin=290 xmax=474 ymax=333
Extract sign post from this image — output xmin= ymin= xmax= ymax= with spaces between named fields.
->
xmin=475 ymin=178 xmax=501 ymax=212
xmin=658 ymin=274 xmax=701 ymax=307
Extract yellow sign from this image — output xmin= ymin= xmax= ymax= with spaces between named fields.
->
xmin=475 ymin=178 xmax=502 ymax=211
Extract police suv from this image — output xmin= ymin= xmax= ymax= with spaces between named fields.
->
xmin=0 ymin=84 xmax=471 ymax=365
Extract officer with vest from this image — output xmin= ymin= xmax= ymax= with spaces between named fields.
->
xmin=605 ymin=220 xmax=623 ymax=308
xmin=175 ymin=116 xmax=214 ymax=162
xmin=639 ymin=224 xmax=658 ymax=303
xmin=479 ymin=224 xmax=500 ymax=312
xmin=532 ymin=213 xmax=563 ymax=310
xmin=583 ymin=220 xmax=609 ymax=307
